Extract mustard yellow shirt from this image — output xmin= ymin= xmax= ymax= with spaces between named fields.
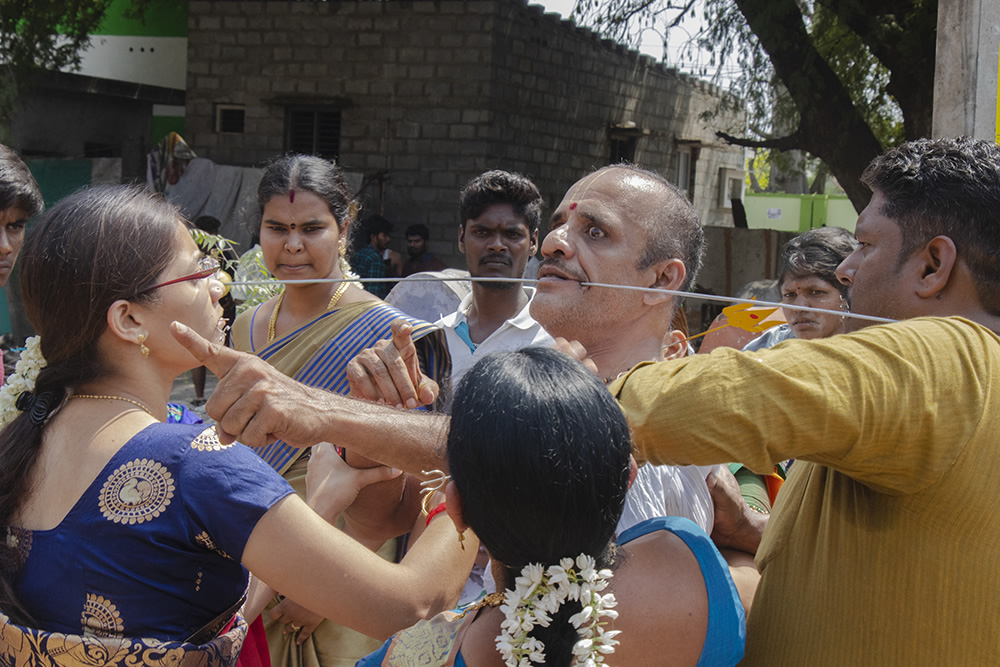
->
xmin=610 ymin=317 xmax=1000 ymax=665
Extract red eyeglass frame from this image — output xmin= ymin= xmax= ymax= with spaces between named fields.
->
xmin=137 ymin=256 xmax=221 ymax=295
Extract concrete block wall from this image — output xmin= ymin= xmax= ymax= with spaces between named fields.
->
xmin=185 ymin=0 xmax=745 ymax=266
xmin=186 ymin=0 xmax=497 ymax=261
xmin=486 ymin=3 xmax=745 ymax=228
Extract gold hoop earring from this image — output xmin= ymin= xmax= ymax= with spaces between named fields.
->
xmin=137 ymin=333 xmax=150 ymax=358
xmin=457 ymin=530 xmax=466 ymax=551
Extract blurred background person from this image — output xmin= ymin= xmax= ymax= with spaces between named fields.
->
xmin=401 ymin=223 xmax=446 ymax=276
xmin=744 ymin=226 xmax=857 ymax=351
xmin=350 ymin=215 xmax=396 ymax=299
xmin=730 ymin=226 xmax=858 ymax=518
xmin=0 ymin=145 xmax=43 ymax=378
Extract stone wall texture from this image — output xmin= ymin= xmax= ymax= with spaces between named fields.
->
xmin=185 ymin=0 xmax=746 ymax=265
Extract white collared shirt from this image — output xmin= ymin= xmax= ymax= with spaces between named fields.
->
xmin=437 ymin=287 xmax=554 ymax=403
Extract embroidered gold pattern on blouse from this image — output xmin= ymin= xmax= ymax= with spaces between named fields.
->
xmin=99 ymin=458 xmax=175 ymax=525
xmin=0 ymin=610 xmax=247 ymax=667
xmin=195 ymin=531 xmax=232 ymax=560
xmin=81 ymin=594 xmax=124 ymax=638
xmin=0 ymin=527 xmax=32 ymax=573
xmin=190 ymin=427 xmax=232 ymax=452
xmin=382 ymin=611 xmax=465 ymax=665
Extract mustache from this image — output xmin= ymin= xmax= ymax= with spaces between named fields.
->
xmin=538 ymin=257 xmax=587 ymax=282
xmin=479 ymin=254 xmax=512 ymax=266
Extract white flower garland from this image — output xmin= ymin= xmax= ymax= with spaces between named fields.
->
xmin=497 ymin=554 xmax=620 ymax=667
xmin=0 ymin=336 xmax=46 ymax=430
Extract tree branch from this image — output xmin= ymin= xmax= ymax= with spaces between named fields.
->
xmin=732 ymin=0 xmax=882 ymax=211
xmin=715 ymin=131 xmax=802 ymax=151
xmin=813 ymin=0 xmax=936 ymax=138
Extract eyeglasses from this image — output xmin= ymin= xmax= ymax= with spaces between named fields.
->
xmin=139 ymin=256 xmax=222 ymax=295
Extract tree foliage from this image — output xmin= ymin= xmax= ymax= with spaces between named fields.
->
xmin=0 ymin=0 xmax=114 ymax=134
xmin=573 ymin=0 xmax=937 ymax=211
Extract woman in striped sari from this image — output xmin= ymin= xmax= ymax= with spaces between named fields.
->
xmin=230 ymin=154 xmax=449 ymax=667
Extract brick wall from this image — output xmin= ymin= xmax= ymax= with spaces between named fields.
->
xmin=185 ymin=0 xmax=745 ymax=266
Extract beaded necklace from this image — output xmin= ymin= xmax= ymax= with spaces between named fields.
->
xmin=70 ymin=394 xmax=155 ymax=419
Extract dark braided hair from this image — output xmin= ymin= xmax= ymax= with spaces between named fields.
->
xmin=0 ymin=185 xmax=178 ymax=623
xmin=448 ymin=347 xmax=632 ymax=666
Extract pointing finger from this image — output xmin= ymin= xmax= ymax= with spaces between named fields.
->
xmin=170 ymin=321 xmax=238 ymax=380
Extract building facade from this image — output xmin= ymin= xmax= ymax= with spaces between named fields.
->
xmin=185 ymin=0 xmax=746 ymax=262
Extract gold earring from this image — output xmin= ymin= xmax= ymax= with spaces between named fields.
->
xmin=339 ymin=237 xmax=347 ymax=258
xmin=457 ymin=530 xmax=466 ymax=551
xmin=137 ymin=333 xmax=150 ymax=358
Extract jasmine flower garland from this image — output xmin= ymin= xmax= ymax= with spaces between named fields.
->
xmin=0 ymin=336 xmax=46 ymax=430
xmin=496 ymin=554 xmax=621 ymax=667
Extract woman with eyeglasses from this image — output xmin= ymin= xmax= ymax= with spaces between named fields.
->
xmin=0 ymin=185 xmax=474 ymax=666
xmin=229 ymin=155 xmax=451 ymax=667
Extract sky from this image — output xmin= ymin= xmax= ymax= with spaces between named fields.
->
xmin=531 ymin=0 xmax=664 ymax=58
xmin=531 ymin=0 xmax=737 ymax=84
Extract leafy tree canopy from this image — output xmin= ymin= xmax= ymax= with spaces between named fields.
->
xmin=0 ymin=0 xmax=114 ymax=132
xmin=573 ymin=0 xmax=938 ymax=211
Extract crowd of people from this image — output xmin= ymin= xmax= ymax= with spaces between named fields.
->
xmin=0 ymin=134 xmax=997 ymax=667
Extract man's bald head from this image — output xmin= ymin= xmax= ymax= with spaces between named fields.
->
xmin=581 ymin=164 xmax=704 ymax=291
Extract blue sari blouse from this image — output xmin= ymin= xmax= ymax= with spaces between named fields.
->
xmin=5 ymin=423 xmax=294 ymax=641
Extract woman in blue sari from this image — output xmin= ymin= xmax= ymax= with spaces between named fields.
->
xmin=229 ymin=155 xmax=449 ymax=667
xmin=359 ymin=348 xmax=745 ymax=667
xmin=0 ymin=186 xmax=473 ymax=667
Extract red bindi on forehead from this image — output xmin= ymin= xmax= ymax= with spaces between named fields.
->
xmin=569 ymin=202 xmax=577 ymax=210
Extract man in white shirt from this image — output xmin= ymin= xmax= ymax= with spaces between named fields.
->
xmin=436 ymin=170 xmax=553 ymax=403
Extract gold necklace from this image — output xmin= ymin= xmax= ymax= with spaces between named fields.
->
xmin=266 ymin=290 xmax=285 ymax=343
xmin=267 ymin=281 xmax=350 ymax=343
xmin=70 ymin=394 xmax=156 ymax=418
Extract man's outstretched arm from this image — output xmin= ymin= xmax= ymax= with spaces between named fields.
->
xmin=170 ymin=321 xmax=451 ymax=474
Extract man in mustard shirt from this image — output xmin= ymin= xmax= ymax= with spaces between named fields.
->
xmin=177 ymin=137 xmax=1000 ymax=665
xmin=607 ymin=137 xmax=1000 ymax=664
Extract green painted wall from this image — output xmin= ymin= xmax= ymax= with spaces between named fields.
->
xmin=744 ymin=193 xmax=857 ymax=233
xmin=27 ymin=160 xmax=95 ymax=207
xmin=93 ymin=0 xmax=188 ymax=37
xmin=152 ymin=116 xmax=186 ymax=144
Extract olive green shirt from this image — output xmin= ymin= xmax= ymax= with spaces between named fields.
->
xmin=610 ymin=317 xmax=1000 ymax=665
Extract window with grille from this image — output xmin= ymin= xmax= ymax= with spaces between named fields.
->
xmin=285 ymin=106 xmax=341 ymax=159
xmin=215 ymin=104 xmax=245 ymax=134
